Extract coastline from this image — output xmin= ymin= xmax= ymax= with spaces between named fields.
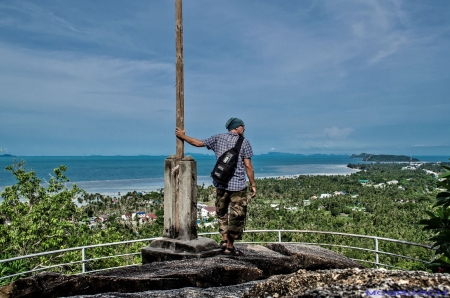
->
xmin=0 ymin=167 xmax=359 ymax=199
xmin=2 ymin=154 xmax=447 ymax=199
xmin=67 ymin=166 xmax=360 ymax=197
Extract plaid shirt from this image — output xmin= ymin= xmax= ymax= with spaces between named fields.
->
xmin=202 ymin=132 xmax=253 ymax=191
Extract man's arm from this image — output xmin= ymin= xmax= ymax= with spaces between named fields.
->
xmin=244 ymin=158 xmax=256 ymax=198
xmin=175 ymin=127 xmax=205 ymax=147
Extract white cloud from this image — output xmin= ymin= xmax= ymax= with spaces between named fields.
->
xmin=1 ymin=0 xmax=449 ymax=155
xmin=294 ymin=127 xmax=354 ymax=140
xmin=0 ymin=43 xmax=173 ymax=118
xmin=0 ymin=1 xmax=83 ymax=34
xmin=323 ymin=127 xmax=353 ymax=139
xmin=369 ymin=34 xmax=407 ymax=64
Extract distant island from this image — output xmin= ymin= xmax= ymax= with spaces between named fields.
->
xmin=0 ymin=154 xmax=14 ymax=157
xmin=264 ymin=152 xmax=305 ymax=156
xmin=350 ymin=153 xmax=419 ymax=162
xmin=262 ymin=152 xmax=348 ymax=157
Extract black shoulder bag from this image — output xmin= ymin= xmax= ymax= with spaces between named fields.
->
xmin=211 ymin=136 xmax=244 ymax=187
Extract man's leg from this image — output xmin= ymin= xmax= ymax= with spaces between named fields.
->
xmin=215 ymin=188 xmax=231 ymax=245
xmin=225 ymin=188 xmax=248 ymax=250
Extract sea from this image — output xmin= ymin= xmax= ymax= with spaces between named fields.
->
xmin=0 ymin=154 xmax=448 ymax=199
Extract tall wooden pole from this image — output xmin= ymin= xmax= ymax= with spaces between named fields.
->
xmin=174 ymin=0 xmax=184 ymax=237
xmin=142 ymin=0 xmax=219 ymax=259
xmin=175 ymin=0 xmax=184 ymax=160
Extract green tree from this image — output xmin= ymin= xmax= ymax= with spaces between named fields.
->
xmin=419 ymin=160 xmax=450 ymax=272
xmin=0 ymin=161 xmax=86 ymax=257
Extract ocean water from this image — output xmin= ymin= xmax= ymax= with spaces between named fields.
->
xmin=0 ymin=154 xmax=448 ymax=197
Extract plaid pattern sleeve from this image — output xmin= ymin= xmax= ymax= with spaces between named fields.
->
xmin=202 ymin=132 xmax=253 ymax=191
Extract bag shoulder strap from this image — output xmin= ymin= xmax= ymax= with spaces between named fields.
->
xmin=234 ymin=136 xmax=244 ymax=152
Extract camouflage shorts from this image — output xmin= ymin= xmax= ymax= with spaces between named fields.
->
xmin=215 ymin=188 xmax=248 ymax=240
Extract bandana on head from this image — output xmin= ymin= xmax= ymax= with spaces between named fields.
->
xmin=225 ymin=118 xmax=244 ymax=130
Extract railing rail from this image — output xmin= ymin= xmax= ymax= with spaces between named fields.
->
xmin=200 ymin=230 xmax=433 ymax=270
xmin=0 ymin=230 xmax=434 ymax=283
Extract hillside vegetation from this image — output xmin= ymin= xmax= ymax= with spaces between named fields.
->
xmin=1 ymin=160 xmax=449 ymax=285
xmin=350 ymin=153 xmax=419 ymax=162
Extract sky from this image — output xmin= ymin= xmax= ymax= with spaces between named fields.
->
xmin=0 ymin=0 xmax=449 ymax=157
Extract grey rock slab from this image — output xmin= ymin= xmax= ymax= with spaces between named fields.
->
xmin=91 ymin=257 xmax=264 ymax=286
xmin=65 ymin=282 xmax=263 ymax=298
xmin=0 ymin=243 xmax=368 ymax=298
xmin=265 ymin=243 xmax=365 ymax=270
xmin=230 ymin=244 xmax=297 ymax=277
xmin=0 ymin=257 xmax=264 ymax=298
xmin=64 ymin=269 xmax=450 ymax=298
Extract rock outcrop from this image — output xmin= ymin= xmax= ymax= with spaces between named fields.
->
xmin=61 ymin=268 xmax=449 ymax=298
xmin=2 ymin=243 xmax=448 ymax=298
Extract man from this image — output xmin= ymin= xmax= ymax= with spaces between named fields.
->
xmin=175 ymin=117 xmax=256 ymax=255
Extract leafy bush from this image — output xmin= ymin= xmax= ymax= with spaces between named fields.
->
xmin=0 ymin=255 xmax=29 ymax=286
xmin=419 ymin=160 xmax=450 ymax=273
xmin=330 ymin=208 xmax=340 ymax=217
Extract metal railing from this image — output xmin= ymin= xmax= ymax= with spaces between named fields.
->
xmin=0 ymin=230 xmax=434 ymax=284
xmin=216 ymin=230 xmax=434 ymax=270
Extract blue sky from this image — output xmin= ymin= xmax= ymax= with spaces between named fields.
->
xmin=0 ymin=0 xmax=449 ymax=156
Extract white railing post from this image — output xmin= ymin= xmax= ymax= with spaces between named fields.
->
xmin=374 ymin=238 xmax=379 ymax=269
xmin=82 ymin=247 xmax=86 ymax=274
xmin=278 ymin=230 xmax=281 ymax=242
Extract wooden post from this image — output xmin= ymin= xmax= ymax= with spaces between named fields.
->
xmin=141 ymin=0 xmax=221 ymax=261
xmin=175 ymin=0 xmax=184 ymax=160
xmin=174 ymin=0 xmax=184 ymax=236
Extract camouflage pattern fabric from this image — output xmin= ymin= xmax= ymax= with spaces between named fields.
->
xmin=215 ymin=187 xmax=248 ymax=240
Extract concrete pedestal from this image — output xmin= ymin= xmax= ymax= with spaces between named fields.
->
xmin=141 ymin=155 xmax=221 ymax=263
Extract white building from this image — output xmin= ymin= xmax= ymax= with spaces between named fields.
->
xmin=200 ymin=206 xmax=216 ymax=218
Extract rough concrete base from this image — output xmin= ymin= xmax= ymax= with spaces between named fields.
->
xmin=141 ymin=237 xmax=222 ymax=263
